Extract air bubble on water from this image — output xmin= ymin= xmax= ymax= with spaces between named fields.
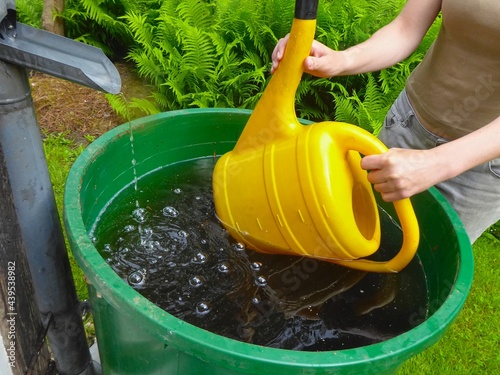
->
xmin=127 ymin=270 xmax=146 ymax=286
xmin=217 ymin=263 xmax=229 ymax=273
xmin=255 ymin=276 xmax=267 ymax=287
xmin=124 ymin=225 xmax=135 ymax=233
xmin=162 ymin=206 xmax=179 ymax=218
xmin=132 ymin=208 xmax=147 ymax=223
xmin=233 ymin=243 xmax=245 ymax=252
xmin=192 ymin=252 xmax=207 ymax=264
xmin=140 ymin=239 xmax=155 ymax=252
xmin=173 ymin=188 xmax=182 ymax=194
xmin=195 ymin=302 xmax=211 ymax=315
xmin=189 ymin=276 xmax=205 ymax=287
xmin=251 ymin=262 xmax=262 ymax=271
xmin=152 ymin=241 xmax=167 ymax=252
xmin=251 ymin=296 xmax=261 ymax=304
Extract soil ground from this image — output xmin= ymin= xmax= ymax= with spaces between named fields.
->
xmin=30 ymin=61 xmax=150 ymax=143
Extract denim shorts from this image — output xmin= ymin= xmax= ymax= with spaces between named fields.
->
xmin=377 ymin=89 xmax=500 ymax=243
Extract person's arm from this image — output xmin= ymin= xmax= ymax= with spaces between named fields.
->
xmin=361 ymin=116 xmax=500 ymax=202
xmin=271 ymin=0 xmax=442 ymax=77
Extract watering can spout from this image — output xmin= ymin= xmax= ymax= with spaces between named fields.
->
xmin=213 ymin=0 xmax=420 ymax=273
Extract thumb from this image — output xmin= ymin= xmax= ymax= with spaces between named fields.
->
xmin=303 ymin=56 xmax=332 ymax=78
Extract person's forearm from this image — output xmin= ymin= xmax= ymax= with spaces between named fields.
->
xmin=336 ymin=0 xmax=442 ymax=76
xmin=431 ymin=116 xmax=500 ymax=181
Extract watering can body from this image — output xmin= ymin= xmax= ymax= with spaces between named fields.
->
xmin=213 ymin=0 xmax=419 ymax=272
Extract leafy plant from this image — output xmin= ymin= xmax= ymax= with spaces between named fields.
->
xmin=15 ymin=0 xmax=43 ymax=28
xmin=60 ymin=0 xmax=145 ymax=58
xmin=116 ymin=0 xmax=441 ymax=133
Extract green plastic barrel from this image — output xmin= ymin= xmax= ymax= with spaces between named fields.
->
xmin=63 ymin=109 xmax=474 ymax=375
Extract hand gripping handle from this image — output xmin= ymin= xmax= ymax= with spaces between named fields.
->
xmin=331 ymin=122 xmax=420 ymax=272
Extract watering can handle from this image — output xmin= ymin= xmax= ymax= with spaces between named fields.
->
xmin=332 ymin=123 xmax=420 ymax=272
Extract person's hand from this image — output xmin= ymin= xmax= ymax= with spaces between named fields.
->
xmin=271 ymin=34 xmax=346 ymax=77
xmin=361 ymin=148 xmax=444 ymax=202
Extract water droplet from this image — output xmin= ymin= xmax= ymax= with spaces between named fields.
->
xmin=255 ymin=276 xmax=267 ymax=287
xmin=132 ymin=208 xmax=147 ymax=223
xmin=195 ymin=302 xmax=211 ymax=315
xmin=142 ymin=242 xmax=154 ymax=251
xmin=162 ymin=206 xmax=179 ymax=218
xmin=234 ymin=243 xmax=245 ymax=251
xmin=128 ymin=270 xmax=145 ymax=286
xmin=189 ymin=276 xmax=205 ymax=287
xmin=200 ymin=239 xmax=208 ymax=245
xmin=192 ymin=252 xmax=207 ymax=264
xmin=173 ymin=188 xmax=182 ymax=194
xmin=124 ymin=225 xmax=135 ymax=233
xmin=218 ymin=263 xmax=229 ymax=273
xmin=195 ymin=196 xmax=202 ymax=201
xmin=251 ymin=296 xmax=260 ymax=304
xmin=251 ymin=262 xmax=262 ymax=271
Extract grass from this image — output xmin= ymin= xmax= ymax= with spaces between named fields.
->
xmin=44 ymin=132 xmax=500 ymax=373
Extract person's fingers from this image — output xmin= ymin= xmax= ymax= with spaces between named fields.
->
xmin=271 ymin=34 xmax=290 ymax=73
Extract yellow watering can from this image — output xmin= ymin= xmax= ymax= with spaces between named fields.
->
xmin=212 ymin=0 xmax=419 ymax=273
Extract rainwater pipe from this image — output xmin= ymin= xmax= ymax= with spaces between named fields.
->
xmin=0 ymin=0 xmax=121 ymax=374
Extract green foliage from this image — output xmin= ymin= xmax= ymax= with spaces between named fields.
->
xmin=60 ymin=0 xmax=146 ymax=58
xmin=16 ymin=0 xmax=43 ymax=28
xmin=122 ymin=0 xmax=283 ymax=113
xmin=17 ymin=0 xmax=441 ymax=133
xmin=116 ymin=0 xmax=441 ymax=133
xmin=42 ymin=132 xmax=88 ymax=301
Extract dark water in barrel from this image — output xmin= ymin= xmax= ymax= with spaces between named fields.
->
xmin=91 ymin=157 xmax=429 ymax=351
